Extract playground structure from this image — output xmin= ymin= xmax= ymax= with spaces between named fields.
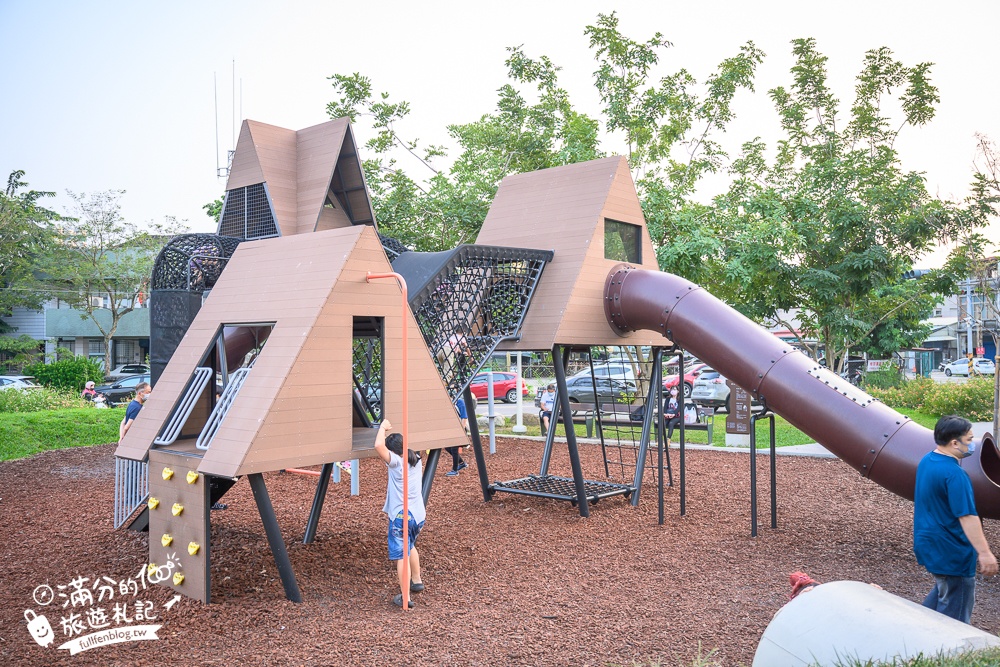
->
xmin=115 ymin=116 xmax=999 ymax=608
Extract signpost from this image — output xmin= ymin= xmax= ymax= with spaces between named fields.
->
xmin=724 ymin=380 xmax=752 ymax=448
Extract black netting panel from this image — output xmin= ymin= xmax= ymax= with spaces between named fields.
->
xmin=218 ymin=183 xmax=278 ymax=239
xmin=405 ymin=246 xmax=551 ymax=400
xmin=379 ymin=234 xmax=409 ymax=261
xmin=352 ymin=317 xmax=383 ymax=423
xmin=151 ymin=234 xmax=243 ymax=291
xmin=149 ymin=290 xmax=204 ymax=385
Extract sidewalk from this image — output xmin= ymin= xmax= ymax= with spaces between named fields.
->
xmin=498 ymin=421 xmax=996 ymax=461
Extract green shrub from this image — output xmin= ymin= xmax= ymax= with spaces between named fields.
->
xmin=22 ymin=355 xmax=104 ymax=391
xmin=870 ymin=377 xmax=995 ymax=421
xmin=862 ymin=366 xmax=905 ymax=390
xmin=0 ymin=387 xmax=90 ymax=413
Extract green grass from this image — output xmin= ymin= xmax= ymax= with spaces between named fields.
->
xmin=492 ymin=405 xmax=947 ymax=449
xmin=821 ymin=646 xmax=1000 ymax=666
xmin=0 ymin=407 xmax=124 ymax=460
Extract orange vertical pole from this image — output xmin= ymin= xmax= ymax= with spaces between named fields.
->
xmin=367 ymin=271 xmax=410 ymax=610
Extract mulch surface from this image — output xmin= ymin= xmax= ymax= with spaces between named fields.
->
xmin=3 ymin=438 xmax=1000 ymax=667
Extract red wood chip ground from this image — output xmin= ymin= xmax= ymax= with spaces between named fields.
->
xmin=3 ymin=439 xmax=999 ymax=666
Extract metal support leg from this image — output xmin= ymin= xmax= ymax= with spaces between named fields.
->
xmin=422 ymin=448 xmax=442 ymax=505
xmin=631 ymin=349 xmax=662 ymax=506
xmin=553 ymin=344 xmax=590 ymax=518
xmin=248 ymin=473 xmax=302 ymax=603
xmin=465 ymin=386 xmax=492 ymax=502
xmin=350 ymin=459 xmax=359 ymax=496
xmin=540 ymin=345 xmax=569 ymax=476
xmin=303 ymin=463 xmax=334 ymax=544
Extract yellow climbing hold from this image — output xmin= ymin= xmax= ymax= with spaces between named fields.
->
xmin=161 ymin=467 xmax=174 ymax=480
xmin=171 ymin=503 xmax=183 ymax=516
xmin=172 ymin=572 xmax=185 ymax=586
xmin=187 ymin=542 xmax=200 ymax=556
xmin=147 ymin=563 xmax=157 ymax=577
xmin=186 ymin=471 xmax=199 ymax=484
xmin=147 ymin=497 xmax=160 ymax=510
xmin=161 ymin=534 xmax=173 ymax=547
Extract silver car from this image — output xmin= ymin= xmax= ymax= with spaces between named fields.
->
xmin=690 ymin=370 xmax=759 ymax=414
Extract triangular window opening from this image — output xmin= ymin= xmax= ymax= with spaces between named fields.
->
xmin=153 ymin=324 xmax=274 ymax=450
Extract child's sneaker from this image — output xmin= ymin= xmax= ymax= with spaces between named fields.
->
xmin=457 ymin=461 xmax=469 ymax=471
xmin=445 ymin=469 xmax=459 ymax=476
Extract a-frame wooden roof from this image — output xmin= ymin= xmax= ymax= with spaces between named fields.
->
xmin=224 ymin=118 xmax=375 ymax=237
xmin=116 ymin=226 xmax=467 ymax=478
xmin=475 ymin=156 xmax=663 ymax=350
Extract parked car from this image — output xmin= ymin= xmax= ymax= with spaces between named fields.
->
xmin=0 ymin=375 xmax=41 ymax=390
xmin=105 ymin=363 xmax=150 ymax=381
xmin=690 ymin=370 xmax=759 ymax=414
xmin=570 ymin=362 xmax=637 ymax=383
xmin=663 ymin=363 xmax=709 ymax=399
xmin=942 ymin=358 xmax=996 ymax=377
xmin=94 ymin=373 xmax=151 ymax=407
xmin=469 ymin=371 xmax=530 ymax=403
xmin=534 ymin=376 xmax=637 ymax=414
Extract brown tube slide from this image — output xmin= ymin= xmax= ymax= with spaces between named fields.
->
xmin=604 ymin=265 xmax=1000 ymax=519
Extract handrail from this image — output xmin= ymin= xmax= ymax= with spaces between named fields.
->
xmin=154 ymin=367 xmax=213 ymax=445
xmin=196 ymin=367 xmax=251 ymax=450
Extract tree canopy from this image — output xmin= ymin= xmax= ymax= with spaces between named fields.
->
xmin=43 ymin=190 xmax=183 ymax=372
xmin=0 ymin=170 xmax=61 ymax=329
xmin=327 ymin=17 xmax=992 ymax=366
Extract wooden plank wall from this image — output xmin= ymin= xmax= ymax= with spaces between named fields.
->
xmin=475 ymin=156 xmax=663 ymax=350
xmin=295 ymin=119 xmax=350 ymax=234
xmin=224 ymin=121 xmax=265 ymax=191
xmin=120 ymin=225 xmax=467 ymax=478
xmin=246 ymin=121 xmax=299 ymax=238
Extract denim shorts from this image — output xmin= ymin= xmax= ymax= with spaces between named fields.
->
xmin=387 ymin=511 xmax=423 ymax=561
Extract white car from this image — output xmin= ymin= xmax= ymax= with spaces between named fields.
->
xmin=942 ymin=358 xmax=996 ymax=377
xmin=0 ymin=375 xmax=41 ymax=390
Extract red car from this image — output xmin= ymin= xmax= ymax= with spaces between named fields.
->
xmin=663 ymin=363 xmax=708 ymax=399
xmin=469 ymin=372 xmax=530 ymax=403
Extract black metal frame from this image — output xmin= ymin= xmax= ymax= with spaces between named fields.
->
xmin=749 ymin=399 xmax=778 ymax=537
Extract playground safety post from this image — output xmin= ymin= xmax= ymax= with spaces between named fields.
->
xmin=367 ymin=271 xmax=411 ymax=611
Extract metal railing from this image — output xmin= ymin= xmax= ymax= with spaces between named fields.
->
xmin=196 ymin=367 xmax=251 ymax=450
xmin=153 ymin=367 xmax=213 ymax=445
xmin=113 ymin=457 xmax=149 ymax=529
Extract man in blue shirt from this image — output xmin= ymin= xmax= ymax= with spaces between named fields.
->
xmin=913 ymin=415 xmax=997 ymax=623
xmin=118 ymin=382 xmax=151 ymax=441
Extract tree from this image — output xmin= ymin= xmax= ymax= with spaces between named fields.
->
xmin=705 ymin=39 xmax=975 ymax=372
xmin=328 ymin=46 xmax=603 ymax=251
xmin=203 ymin=197 xmax=223 ymax=224
xmin=44 ymin=190 xmax=184 ymax=373
xmin=0 ymin=170 xmax=61 ymax=329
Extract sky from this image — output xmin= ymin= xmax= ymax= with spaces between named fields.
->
xmin=2 ymin=0 xmax=997 ymax=264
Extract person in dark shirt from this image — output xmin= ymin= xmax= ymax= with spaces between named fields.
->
xmin=913 ymin=415 xmax=997 ymax=623
xmin=119 ymin=382 xmax=151 ymax=440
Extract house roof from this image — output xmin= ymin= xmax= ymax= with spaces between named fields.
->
xmin=224 ymin=118 xmax=375 ymax=237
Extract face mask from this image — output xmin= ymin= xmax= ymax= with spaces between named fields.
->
xmin=957 ymin=439 xmax=976 ymax=458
